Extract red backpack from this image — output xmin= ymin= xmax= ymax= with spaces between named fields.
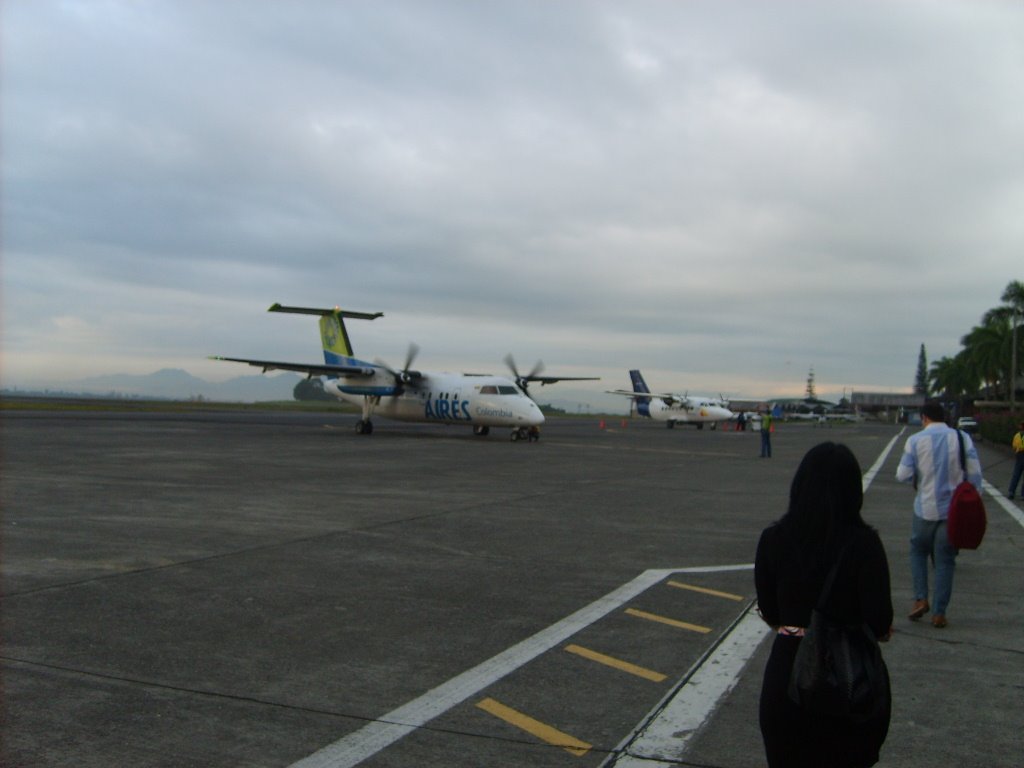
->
xmin=947 ymin=430 xmax=986 ymax=550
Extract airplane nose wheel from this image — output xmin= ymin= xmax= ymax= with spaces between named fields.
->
xmin=510 ymin=427 xmax=535 ymax=442
xmin=355 ymin=419 xmax=374 ymax=435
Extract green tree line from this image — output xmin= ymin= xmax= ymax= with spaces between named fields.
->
xmin=928 ymin=280 xmax=1023 ymax=405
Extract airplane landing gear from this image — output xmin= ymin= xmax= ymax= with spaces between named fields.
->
xmin=510 ymin=426 xmax=539 ymax=442
xmin=473 ymin=425 xmax=490 ymax=436
xmin=356 ymin=395 xmax=380 ymax=435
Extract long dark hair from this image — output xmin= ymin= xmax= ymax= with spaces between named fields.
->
xmin=778 ymin=442 xmax=867 ymax=572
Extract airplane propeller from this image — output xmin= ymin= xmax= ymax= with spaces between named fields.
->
xmin=504 ymin=354 xmax=544 ymax=397
xmin=375 ymin=343 xmax=422 ymax=392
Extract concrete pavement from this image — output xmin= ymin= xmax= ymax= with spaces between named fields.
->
xmin=2 ymin=408 xmax=1021 ymax=766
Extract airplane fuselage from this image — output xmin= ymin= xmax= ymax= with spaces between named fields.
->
xmin=324 ymin=371 xmax=544 ymax=428
xmin=640 ymin=397 xmax=733 ymax=426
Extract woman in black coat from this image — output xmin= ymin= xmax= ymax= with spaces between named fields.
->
xmin=755 ymin=442 xmax=893 ymax=768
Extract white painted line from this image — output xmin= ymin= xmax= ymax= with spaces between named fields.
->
xmin=289 ymin=564 xmax=754 ymax=768
xmin=604 ymin=606 xmax=770 ymax=765
xmin=609 ymin=757 xmax=675 ymax=768
xmin=983 ymin=479 xmax=1024 ymax=528
xmin=862 ymin=429 xmax=905 ymax=492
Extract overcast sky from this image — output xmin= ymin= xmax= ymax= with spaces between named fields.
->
xmin=3 ymin=1 xmax=1022 ymax=405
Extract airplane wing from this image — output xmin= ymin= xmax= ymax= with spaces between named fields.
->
xmin=605 ymin=388 xmax=679 ymax=405
xmin=209 ymin=356 xmax=378 ymax=378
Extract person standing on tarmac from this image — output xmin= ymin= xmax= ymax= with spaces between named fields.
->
xmin=1008 ymin=421 xmax=1024 ymax=500
xmin=760 ymin=409 xmax=774 ymax=458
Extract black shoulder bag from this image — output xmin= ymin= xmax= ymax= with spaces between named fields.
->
xmin=787 ymin=547 xmax=889 ymax=721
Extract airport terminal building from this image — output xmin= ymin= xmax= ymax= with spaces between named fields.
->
xmin=851 ymin=391 xmax=926 ymax=422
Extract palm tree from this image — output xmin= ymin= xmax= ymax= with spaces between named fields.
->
xmin=1002 ymin=280 xmax=1024 ymax=309
xmin=929 ymin=353 xmax=976 ymax=402
xmin=1001 ymin=280 xmax=1024 ymax=410
xmin=961 ymin=317 xmax=1013 ymax=398
xmin=928 ymin=280 xmax=1023 ymax=411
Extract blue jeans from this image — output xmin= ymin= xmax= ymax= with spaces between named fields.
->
xmin=910 ymin=516 xmax=958 ymax=615
xmin=1009 ymin=454 xmax=1024 ymax=498
xmin=760 ymin=430 xmax=772 ymax=457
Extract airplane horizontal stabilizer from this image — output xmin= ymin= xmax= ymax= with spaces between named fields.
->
xmin=268 ymin=303 xmax=383 ymax=321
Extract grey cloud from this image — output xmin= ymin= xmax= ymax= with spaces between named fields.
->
xmin=3 ymin=1 xmax=1021 ymax=398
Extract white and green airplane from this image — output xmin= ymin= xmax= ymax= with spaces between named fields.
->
xmin=213 ymin=303 xmax=596 ymax=440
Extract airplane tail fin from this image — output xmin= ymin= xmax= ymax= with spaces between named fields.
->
xmin=629 ymin=370 xmax=652 ymax=397
xmin=268 ymin=303 xmax=382 ymax=366
xmin=628 ymin=369 xmax=652 ymax=416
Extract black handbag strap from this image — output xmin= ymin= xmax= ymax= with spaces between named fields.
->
xmin=955 ymin=429 xmax=967 ymax=474
xmin=814 ymin=544 xmax=849 ymax=611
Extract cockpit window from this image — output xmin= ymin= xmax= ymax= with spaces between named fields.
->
xmin=479 ymin=384 xmax=521 ymax=395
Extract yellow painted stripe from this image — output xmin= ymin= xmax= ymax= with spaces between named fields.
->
xmin=476 ymin=698 xmax=592 ymax=757
xmin=667 ymin=580 xmax=745 ymax=601
xmin=564 ymin=644 xmax=667 ymax=682
xmin=626 ymin=608 xmax=712 ymax=634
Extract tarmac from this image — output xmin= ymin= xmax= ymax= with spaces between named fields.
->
xmin=1 ymin=406 xmax=1022 ymax=767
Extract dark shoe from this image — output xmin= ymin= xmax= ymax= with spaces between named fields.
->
xmin=932 ymin=614 xmax=947 ymax=628
xmin=908 ymin=599 xmax=929 ymax=620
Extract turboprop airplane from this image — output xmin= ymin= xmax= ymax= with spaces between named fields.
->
xmin=212 ymin=303 xmax=597 ymax=440
xmin=607 ymin=369 xmax=734 ymax=429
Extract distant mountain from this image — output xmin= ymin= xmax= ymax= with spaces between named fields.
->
xmin=41 ymin=369 xmax=626 ymax=411
xmin=68 ymin=368 xmax=303 ymax=402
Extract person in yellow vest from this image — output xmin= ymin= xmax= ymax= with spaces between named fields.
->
xmin=760 ymin=409 xmax=774 ymax=458
xmin=1008 ymin=421 xmax=1024 ymax=500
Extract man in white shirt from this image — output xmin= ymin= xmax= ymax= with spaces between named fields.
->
xmin=896 ymin=402 xmax=982 ymax=628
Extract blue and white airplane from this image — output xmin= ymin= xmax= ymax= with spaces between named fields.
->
xmin=213 ymin=303 xmax=597 ymax=440
xmin=607 ymin=370 xmax=734 ymax=429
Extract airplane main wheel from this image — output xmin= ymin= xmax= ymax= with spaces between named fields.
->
xmin=696 ymin=423 xmax=704 ymax=430
xmin=355 ymin=420 xmax=374 ymax=435
xmin=473 ymin=425 xmax=490 ymax=436
xmin=667 ymin=421 xmax=675 ymax=429
xmin=510 ymin=430 xmax=520 ymax=442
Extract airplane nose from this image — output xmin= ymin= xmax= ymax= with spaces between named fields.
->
xmin=524 ymin=401 xmax=545 ymax=425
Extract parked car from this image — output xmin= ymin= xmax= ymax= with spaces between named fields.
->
xmin=956 ymin=416 xmax=978 ymax=433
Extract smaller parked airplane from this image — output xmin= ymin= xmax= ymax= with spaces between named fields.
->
xmin=213 ymin=303 xmax=597 ymax=440
xmin=607 ymin=370 xmax=734 ymax=429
